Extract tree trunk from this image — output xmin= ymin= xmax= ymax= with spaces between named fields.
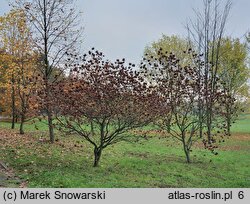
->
xmin=181 ymin=132 xmax=191 ymax=163
xmin=42 ymin=0 xmax=54 ymax=143
xmin=19 ymin=113 xmax=25 ymax=134
xmin=166 ymin=115 xmax=172 ymax=133
xmin=45 ymin=83 xmax=55 ymax=143
xmin=184 ymin=145 xmax=191 ymax=163
xmin=226 ymin=113 xmax=231 ymax=136
xmin=227 ymin=120 xmax=231 ymax=136
xmin=206 ymin=104 xmax=212 ymax=144
xmin=93 ymin=147 xmax=102 ymax=167
xmin=11 ymin=76 xmax=15 ymax=129
xmin=47 ymin=110 xmax=55 ymax=143
xmin=199 ymin=123 xmax=203 ymax=138
xmin=198 ymin=100 xmax=203 ymax=138
xmin=11 ymin=113 xmax=15 ymax=129
xmin=45 ymin=79 xmax=55 ymax=143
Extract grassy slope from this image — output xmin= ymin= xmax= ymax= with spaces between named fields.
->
xmin=0 ymin=116 xmax=249 ymax=188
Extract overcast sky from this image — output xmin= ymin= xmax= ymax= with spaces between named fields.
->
xmin=0 ymin=0 xmax=249 ymax=64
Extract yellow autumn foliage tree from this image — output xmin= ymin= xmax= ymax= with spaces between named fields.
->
xmin=0 ymin=9 xmax=39 ymax=134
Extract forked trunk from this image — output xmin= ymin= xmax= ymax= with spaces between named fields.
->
xmin=184 ymin=147 xmax=191 ymax=163
xmin=93 ymin=147 xmax=102 ymax=167
xmin=181 ymin=135 xmax=191 ymax=163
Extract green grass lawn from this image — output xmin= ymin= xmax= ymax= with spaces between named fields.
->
xmin=0 ymin=115 xmax=249 ymax=188
xmin=231 ymin=114 xmax=250 ymax=133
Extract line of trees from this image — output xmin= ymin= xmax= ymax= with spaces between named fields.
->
xmin=0 ymin=0 xmax=249 ymax=166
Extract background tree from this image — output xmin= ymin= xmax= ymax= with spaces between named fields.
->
xmin=141 ymin=48 xmax=225 ymax=163
xmin=144 ymin=35 xmax=191 ymax=66
xmin=0 ymin=9 xmax=23 ymax=129
xmin=16 ymin=53 xmax=40 ymax=135
xmin=217 ymin=38 xmax=249 ymax=135
xmin=13 ymin=0 xmax=83 ymax=143
xmin=247 ymin=33 xmax=250 ymax=70
xmin=51 ymin=49 xmax=161 ymax=167
xmin=246 ymin=32 xmax=250 ymax=48
xmin=186 ymin=0 xmax=232 ymax=142
xmin=0 ymin=50 xmax=15 ymax=118
xmin=0 ymin=9 xmax=39 ymax=134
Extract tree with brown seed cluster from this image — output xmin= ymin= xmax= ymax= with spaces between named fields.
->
xmin=140 ymin=48 xmax=230 ymax=163
xmin=50 ymin=49 xmax=162 ymax=167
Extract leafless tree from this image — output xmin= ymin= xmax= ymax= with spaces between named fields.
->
xmin=186 ymin=0 xmax=232 ymax=143
xmin=13 ymin=0 xmax=83 ymax=143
